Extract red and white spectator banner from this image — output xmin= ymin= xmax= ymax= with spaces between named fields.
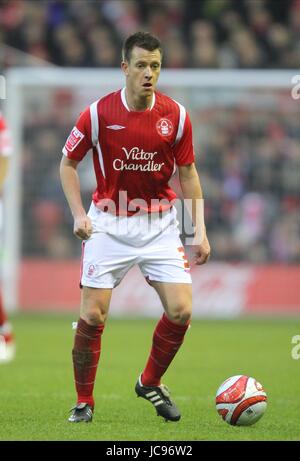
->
xmin=19 ymin=261 xmax=300 ymax=317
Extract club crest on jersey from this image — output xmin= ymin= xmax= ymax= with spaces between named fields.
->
xmin=65 ymin=127 xmax=84 ymax=151
xmin=156 ymin=118 xmax=173 ymax=137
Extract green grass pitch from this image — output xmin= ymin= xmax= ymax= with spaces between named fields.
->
xmin=0 ymin=312 xmax=299 ymax=441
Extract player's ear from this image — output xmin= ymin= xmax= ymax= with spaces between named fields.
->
xmin=121 ymin=61 xmax=129 ymax=77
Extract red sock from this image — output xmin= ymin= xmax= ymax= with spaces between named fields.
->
xmin=72 ymin=318 xmax=104 ymax=408
xmin=0 ymin=291 xmax=7 ymax=326
xmin=141 ymin=313 xmax=190 ymax=387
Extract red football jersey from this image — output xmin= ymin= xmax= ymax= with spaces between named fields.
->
xmin=63 ymin=89 xmax=195 ymax=215
xmin=0 ymin=112 xmax=11 ymax=157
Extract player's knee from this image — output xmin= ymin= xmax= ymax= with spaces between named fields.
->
xmin=177 ymin=309 xmax=192 ymax=325
xmin=82 ymin=307 xmax=107 ymax=326
xmin=168 ymin=306 xmax=192 ymax=325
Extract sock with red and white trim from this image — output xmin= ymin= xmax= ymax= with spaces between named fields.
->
xmin=141 ymin=313 xmax=190 ymax=387
xmin=72 ymin=318 xmax=104 ymax=408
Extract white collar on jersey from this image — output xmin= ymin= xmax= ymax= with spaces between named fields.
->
xmin=121 ymin=87 xmax=156 ymax=112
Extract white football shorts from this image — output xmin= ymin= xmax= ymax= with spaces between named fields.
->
xmin=80 ymin=202 xmax=192 ymax=289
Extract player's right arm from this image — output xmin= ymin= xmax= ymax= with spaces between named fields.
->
xmin=60 ymin=156 xmax=92 ymax=240
xmin=60 ymin=107 xmax=93 ymax=240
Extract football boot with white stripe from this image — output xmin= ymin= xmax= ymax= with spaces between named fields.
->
xmin=135 ymin=375 xmax=181 ymax=422
xmin=68 ymin=403 xmax=93 ymax=423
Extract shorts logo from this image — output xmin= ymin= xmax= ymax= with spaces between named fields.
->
xmin=65 ymin=127 xmax=84 ymax=151
xmin=156 ymin=118 xmax=173 ymax=137
xmin=87 ymin=264 xmax=96 ymax=277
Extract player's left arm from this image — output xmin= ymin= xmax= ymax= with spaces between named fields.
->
xmin=178 ymin=163 xmax=211 ymax=265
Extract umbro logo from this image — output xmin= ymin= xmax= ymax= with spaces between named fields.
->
xmin=106 ymin=125 xmax=126 ymax=130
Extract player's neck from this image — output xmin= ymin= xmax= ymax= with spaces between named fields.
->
xmin=125 ymin=88 xmax=153 ymax=112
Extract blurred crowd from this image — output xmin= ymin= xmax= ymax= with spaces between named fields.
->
xmin=1 ymin=0 xmax=300 ymax=263
xmin=195 ymin=97 xmax=300 ymax=263
xmin=1 ymin=0 xmax=300 ymax=69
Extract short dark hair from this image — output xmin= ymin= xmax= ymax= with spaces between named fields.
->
xmin=122 ymin=31 xmax=162 ymax=62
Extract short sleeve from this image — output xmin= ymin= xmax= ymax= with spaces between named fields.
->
xmin=62 ymin=107 xmax=93 ymax=161
xmin=173 ymin=111 xmax=195 ymax=166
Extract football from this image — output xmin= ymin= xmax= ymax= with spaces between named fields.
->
xmin=216 ymin=375 xmax=267 ymax=426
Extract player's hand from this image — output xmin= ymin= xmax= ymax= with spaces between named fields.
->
xmin=73 ymin=215 xmax=93 ymax=240
xmin=193 ymin=234 xmax=211 ymax=265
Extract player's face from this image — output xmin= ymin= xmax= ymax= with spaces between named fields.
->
xmin=122 ymin=46 xmax=162 ymax=99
